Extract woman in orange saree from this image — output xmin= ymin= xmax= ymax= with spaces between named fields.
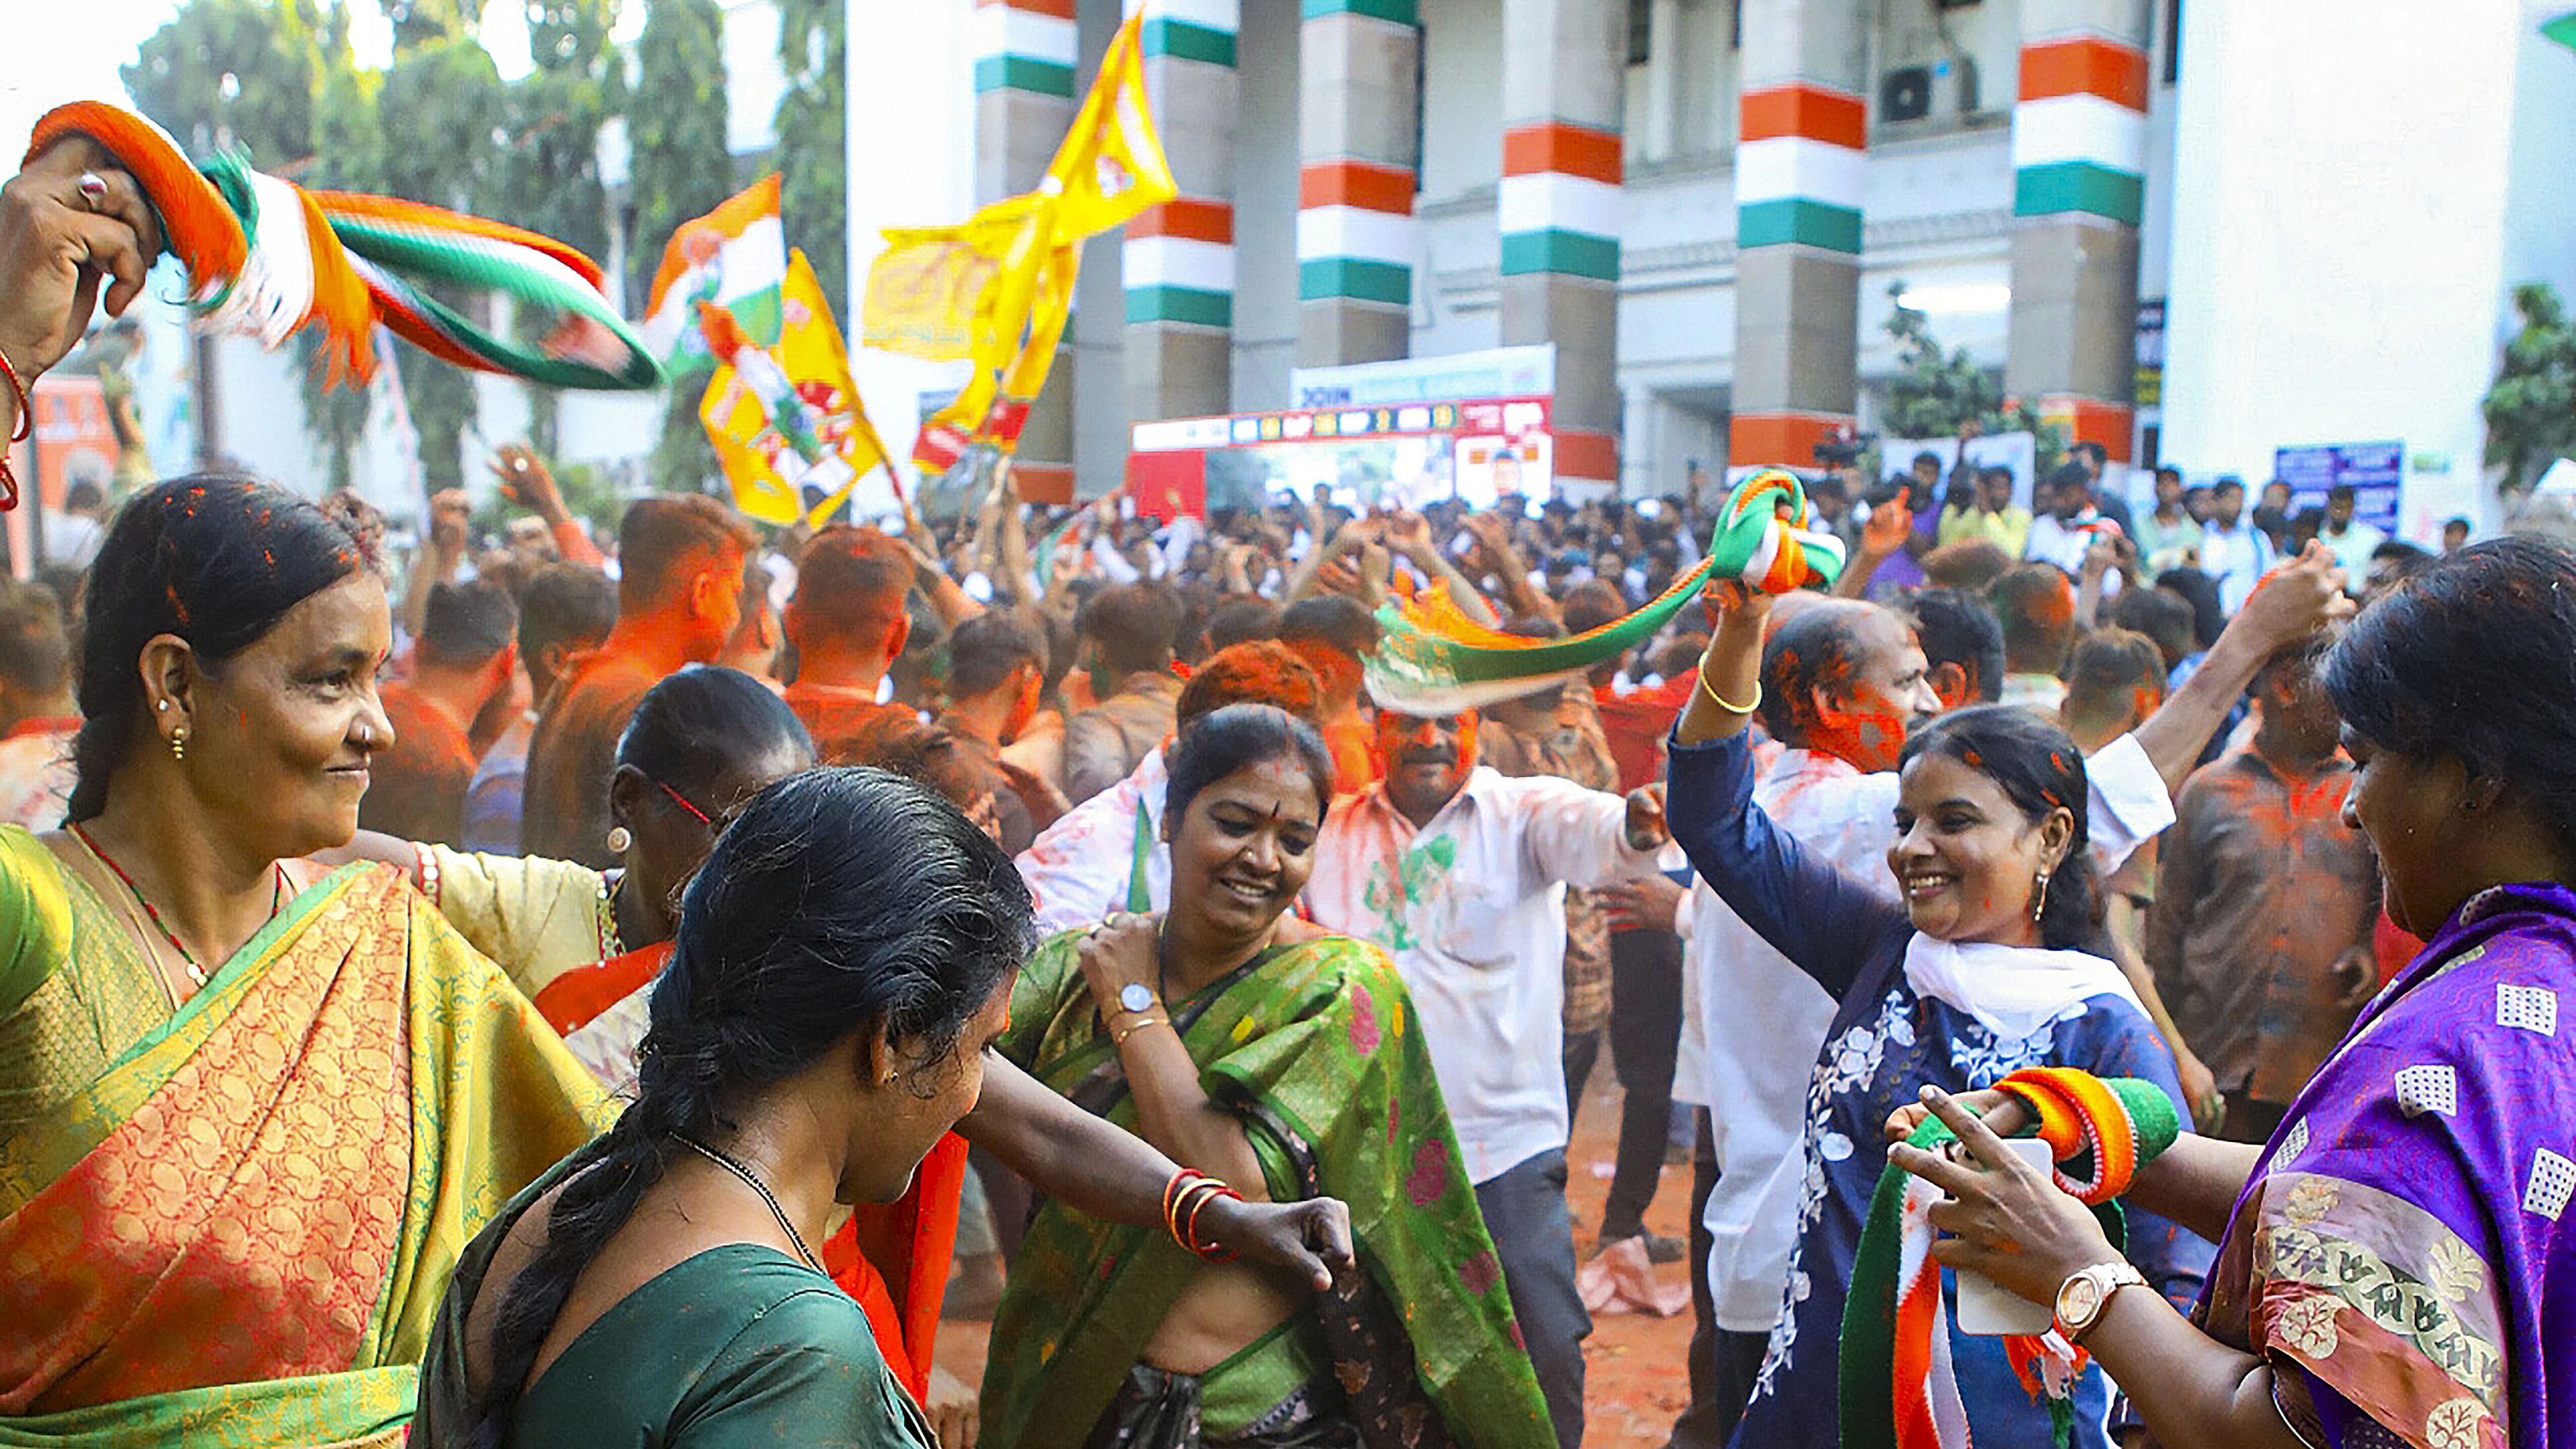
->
xmin=0 ymin=468 xmax=605 ymax=1448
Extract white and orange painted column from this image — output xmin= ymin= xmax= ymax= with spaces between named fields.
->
xmin=2006 ymin=0 xmax=2152 ymax=465
xmin=1727 ymin=0 xmax=1869 ymax=472
xmin=1297 ymin=0 xmax=1419 ymax=366
xmin=1124 ymin=0 xmax=1238 ymax=423
xmin=1499 ymin=0 xmax=1626 ymax=492
xmin=973 ymin=0 xmax=1080 ymax=497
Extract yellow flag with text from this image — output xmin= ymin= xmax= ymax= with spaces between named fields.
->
xmin=699 ymin=248 xmax=892 ymax=526
xmin=893 ymin=13 xmax=1175 ymax=473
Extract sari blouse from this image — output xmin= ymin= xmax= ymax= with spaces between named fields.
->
xmin=2200 ymin=881 xmax=2576 ymax=1449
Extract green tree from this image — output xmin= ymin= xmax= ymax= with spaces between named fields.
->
xmin=773 ymin=0 xmax=846 ymax=306
xmin=628 ymin=0 xmax=731 ymax=492
xmin=123 ymin=0 xmax=322 ymax=165
xmin=504 ymin=0 xmax=624 ymax=455
xmin=371 ymin=16 xmax=506 ymax=495
xmin=2484 ymin=282 xmax=2576 ymax=493
xmin=1880 ymin=281 xmax=2029 ymax=439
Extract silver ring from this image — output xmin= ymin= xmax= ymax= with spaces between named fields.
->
xmin=75 ymin=172 xmax=108 ymax=210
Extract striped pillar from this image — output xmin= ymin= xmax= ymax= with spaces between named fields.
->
xmin=2005 ymin=0 xmax=2151 ymax=463
xmin=1728 ymin=0 xmax=1868 ymax=470
xmin=1297 ymin=0 xmax=1420 ymax=367
xmin=1500 ymin=0 xmax=1626 ymax=492
xmin=973 ymin=0 xmax=1079 ymax=497
xmin=1125 ymin=0 xmax=1238 ymax=425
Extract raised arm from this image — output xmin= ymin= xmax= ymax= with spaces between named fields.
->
xmin=1833 ymin=499 xmax=1911 ymax=600
xmin=491 ymin=444 xmax=607 ymax=568
xmin=1385 ymin=510 xmax=1499 ymax=626
xmin=1668 ymin=586 xmax=1914 ymax=994
xmin=2129 ymin=543 xmax=2350 ymax=796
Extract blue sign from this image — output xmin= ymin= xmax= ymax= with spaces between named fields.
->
xmin=2273 ymin=440 xmax=2403 ymax=534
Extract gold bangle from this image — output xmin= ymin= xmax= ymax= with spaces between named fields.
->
xmin=1698 ymin=664 xmax=1762 ymax=716
xmin=1113 ymin=1012 xmax=1172 ymax=1046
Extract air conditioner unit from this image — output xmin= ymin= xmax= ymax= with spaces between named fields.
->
xmin=1881 ymin=66 xmax=1934 ymax=123
xmin=1878 ymin=57 xmax=1981 ymax=122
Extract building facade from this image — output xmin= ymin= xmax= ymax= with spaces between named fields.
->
xmin=848 ymin=0 xmax=2576 ymax=538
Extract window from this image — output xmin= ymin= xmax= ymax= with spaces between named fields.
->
xmin=1629 ymin=0 xmax=1651 ymax=66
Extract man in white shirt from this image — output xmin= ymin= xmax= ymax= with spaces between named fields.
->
xmin=1668 ymin=559 xmax=2347 ymax=1446
xmin=1305 ymin=704 xmax=1674 ymax=1449
xmin=2317 ymin=483 xmax=2387 ymax=581
xmin=2022 ymin=462 xmax=2124 ymax=601
xmin=2199 ymin=476 xmax=2278 ymax=615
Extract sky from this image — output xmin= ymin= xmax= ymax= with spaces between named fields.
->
xmin=1 ymin=1 xmax=615 ymax=163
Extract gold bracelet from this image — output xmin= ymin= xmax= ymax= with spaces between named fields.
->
xmin=1113 ymin=1012 xmax=1172 ymax=1046
xmin=1698 ymin=664 xmax=1762 ymax=716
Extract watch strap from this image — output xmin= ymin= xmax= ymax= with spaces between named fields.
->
xmin=2056 ymin=1261 xmax=2148 ymax=1342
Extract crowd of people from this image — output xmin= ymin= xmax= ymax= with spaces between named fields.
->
xmin=4 ymin=123 xmax=2575 ymax=1449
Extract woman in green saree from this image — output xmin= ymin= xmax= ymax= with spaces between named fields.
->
xmin=982 ymin=704 xmax=1555 ymax=1449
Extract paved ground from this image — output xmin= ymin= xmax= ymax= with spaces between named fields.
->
xmin=933 ymin=1065 xmax=1699 ymax=1448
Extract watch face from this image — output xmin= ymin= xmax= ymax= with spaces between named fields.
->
xmin=2058 ymin=1274 xmax=2103 ymax=1329
xmin=1119 ymin=982 xmax=1157 ymax=1014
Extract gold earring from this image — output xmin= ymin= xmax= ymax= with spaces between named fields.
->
xmin=605 ymin=825 xmax=632 ymax=854
xmin=168 ymin=728 xmax=188 ymax=763
xmin=2031 ymin=869 xmax=2051 ymax=923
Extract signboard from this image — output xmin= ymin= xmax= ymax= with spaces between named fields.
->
xmin=1289 ymin=344 xmax=1555 ymax=412
xmin=2274 ymin=439 xmax=2403 ymax=534
xmin=2134 ymin=299 xmax=2165 ymax=409
xmin=1131 ymin=396 xmax=1555 ymax=515
xmin=4 ymin=376 xmax=122 ymax=578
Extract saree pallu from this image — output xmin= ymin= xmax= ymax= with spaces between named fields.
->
xmin=537 ymin=940 xmax=965 ymax=1406
xmin=979 ymin=932 xmax=1555 ymax=1449
xmin=0 ymin=834 xmax=610 ymax=1448
xmin=2197 ymin=881 xmax=2576 ymax=1449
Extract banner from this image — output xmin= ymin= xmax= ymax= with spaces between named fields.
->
xmin=699 ymin=249 xmax=892 ymax=527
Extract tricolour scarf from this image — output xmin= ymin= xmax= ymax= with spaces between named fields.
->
xmin=26 ymin=102 xmax=659 ymax=395
xmin=1840 ymin=1067 xmax=2180 ymax=1449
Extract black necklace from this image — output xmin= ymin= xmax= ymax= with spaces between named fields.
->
xmin=672 ymin=1134 xmax=823 ymax=1272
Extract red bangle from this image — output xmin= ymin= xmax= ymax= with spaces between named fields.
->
xmin=1182 ymin=1182 xmax=1243 ymax=1262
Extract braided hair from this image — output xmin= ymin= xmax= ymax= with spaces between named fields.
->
xmin=67 ymin=474 xmax=367 ymax=823
xmin=459 ymin=767 xmax=1033 ymax=1447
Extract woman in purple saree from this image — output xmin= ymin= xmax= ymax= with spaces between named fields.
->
xmin=1889 ymin=538 xmax=2576 ymax=1449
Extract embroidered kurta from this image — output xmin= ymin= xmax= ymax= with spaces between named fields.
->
xmin=1667 ymin=731 xmax=2210 ymax=1449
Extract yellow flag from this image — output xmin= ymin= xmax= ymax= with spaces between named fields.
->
xmin=1042 ymin=14 xmax=1178 ymax=245
xmin=859 ymin=195 xmax=1040 ymax=361
xmin=896 ymin=13 xmax=1175 ymax=473
xmin=700 ymin=248 xmax=890 ymax=526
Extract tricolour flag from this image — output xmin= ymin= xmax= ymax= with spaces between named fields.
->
xmin=698 ymin=248 xmax=891 ymax=528
xmin=643 ymin=173 xmax=788 ymax=370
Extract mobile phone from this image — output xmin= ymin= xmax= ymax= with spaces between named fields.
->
xmin=1950 ymin=1136 xmax=2058 ymax=1335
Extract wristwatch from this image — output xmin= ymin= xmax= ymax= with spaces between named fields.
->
xmin=2054 ymin=1262 xmax=2148 ymax=1343
xmin=1118 ymin=982 xmax=1159 ymax=1015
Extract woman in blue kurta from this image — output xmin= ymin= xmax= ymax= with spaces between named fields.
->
xmin=1665 ymin=584 xmax=2211 ymax=1449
